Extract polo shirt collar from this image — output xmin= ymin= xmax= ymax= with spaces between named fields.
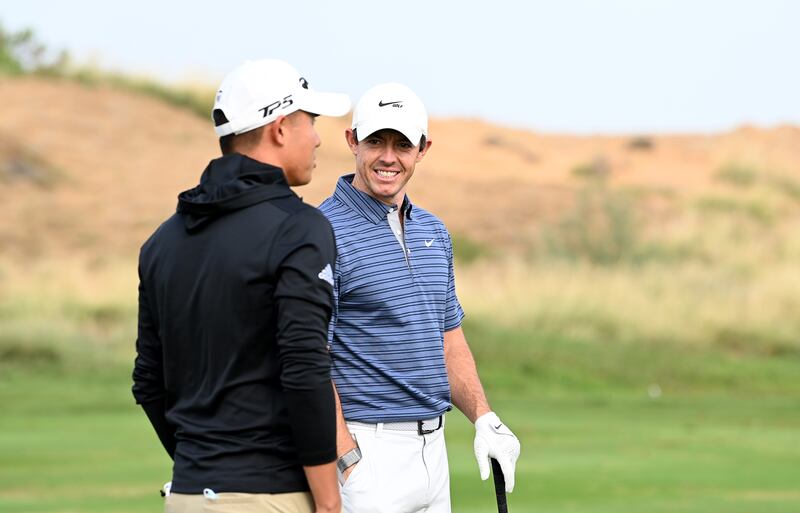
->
xmin=334 ymin=174 xmax=414 ymax=224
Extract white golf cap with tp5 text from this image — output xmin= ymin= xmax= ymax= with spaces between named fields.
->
xmin=213 ymin=59 xmax=351 ymax=137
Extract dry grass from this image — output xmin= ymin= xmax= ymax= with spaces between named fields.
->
xmin=456 ymin=181 xmax=800 ymax=356
xmin=457 ymin=258 xmax=800 ymax=353
xmin=0 ymin=257 xmax=138 ymax=367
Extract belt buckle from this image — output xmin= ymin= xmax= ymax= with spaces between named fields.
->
xmin=417 ymin=416 xmax=442 ymax=435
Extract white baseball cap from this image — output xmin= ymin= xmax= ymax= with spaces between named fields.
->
xmin=213 ymin=59 xmax=351 ymax=137
xmin=352 ymin=83 xmax=428 ymax=146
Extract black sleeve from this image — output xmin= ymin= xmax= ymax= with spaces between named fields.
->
xmin=270 ymin=209 xmax=338 ymax=465
xmin=140 ymin=399 xmax=176 ymax=459
xmin=132 ymin=261 xmax=176 ymax=459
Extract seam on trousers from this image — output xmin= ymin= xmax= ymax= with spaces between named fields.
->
xmin=421 ymin=433 xmax=431 ymax=506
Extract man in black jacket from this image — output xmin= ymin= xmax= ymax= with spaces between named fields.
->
xmin=132 ymin=59 xmax=350 ymax=513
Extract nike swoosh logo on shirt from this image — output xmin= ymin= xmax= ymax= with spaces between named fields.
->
xmin=424 ymin=239 xmax=434 ymax=247
xmin=378 ymin=100 xmax=402 ymax=107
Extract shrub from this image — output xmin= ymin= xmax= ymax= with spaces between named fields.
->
xmin=571 ymin=156 xmax=610 ymax=181
xmin=452 ymin=234 xmax=490 ymax=264
xmin=627 ymin=136 xmax=654 ymax=151
xmin=695 ymin=196 xmax=774 ymax=225
xmin=0 ymin=22 xmax=68 ymax=75
xmin=767 ymin=174 xmax=800 ymax=202
xmin=542 ymin=184 xmax=640 ymax=265
xmin=0 ymin=136 xmax=63 ymax=188
xmin=715 ymin=163 xmax=759 ymax=188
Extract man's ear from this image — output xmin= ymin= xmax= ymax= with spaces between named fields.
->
xmin=416 ymin=139 xmax=432 ymax=163
xmin=344 ymin=128 xmax=359 ymax=155
xmin=267 ymin=115 xmax=288 ymax=146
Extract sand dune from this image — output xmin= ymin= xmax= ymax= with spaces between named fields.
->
xmin=2 ymin=77 xmax=799 ymax=261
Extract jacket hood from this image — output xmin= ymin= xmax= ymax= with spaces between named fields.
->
xmin=177 ymin=153 xmax=295 ymax=232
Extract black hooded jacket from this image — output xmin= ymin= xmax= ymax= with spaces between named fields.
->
xmin=132 ymin=153 xmax=337 ymax=494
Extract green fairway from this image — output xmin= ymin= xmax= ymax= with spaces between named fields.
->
xmin=446 ymin=395 xmax=800 ymax=513
xmin=1 ymin=341 xmax=798 ymax=513
xmin=0 ymin=369 xmax=169 ymax=513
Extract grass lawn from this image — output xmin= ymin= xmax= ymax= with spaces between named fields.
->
xmin=446 ymin=394 xmax=800 ymax=512
xmin=0 ymin=369 xmax=169 ymax=513
xmin=1 ymin=360 xmax=798 ymax=513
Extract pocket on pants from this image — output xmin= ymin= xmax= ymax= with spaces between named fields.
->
xmin=342 ymin=451 xmax=370 ymax=491
xmin=342 ymin=456 xmax=375 ymax=513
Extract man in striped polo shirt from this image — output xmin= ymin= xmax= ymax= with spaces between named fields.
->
xmin=319 ymin=83 xmax=521 ymax=512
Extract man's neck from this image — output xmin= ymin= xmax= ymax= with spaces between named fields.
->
xmin=241 ymin=146 xmax=283 ymax=171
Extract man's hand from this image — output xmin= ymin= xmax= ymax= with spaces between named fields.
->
xmin=473 ymin=412 xmax=520 ymax=493
xmin=341 ymin=461 xmax=357 ymax=483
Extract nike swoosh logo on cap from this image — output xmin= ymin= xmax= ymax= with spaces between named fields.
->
xmin=378 ymin=100 xmax=403 ymax=107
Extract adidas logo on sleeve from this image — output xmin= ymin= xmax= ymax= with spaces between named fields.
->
xmin=318 ymin=264 xmax=334 ymax=286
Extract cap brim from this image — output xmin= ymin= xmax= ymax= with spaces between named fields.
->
xmin=302 ymin=91 xmax=351 ymax=118
xmin=354 ymin=120 xmax=424 ymax=147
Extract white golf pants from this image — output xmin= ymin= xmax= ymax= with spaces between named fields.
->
xmin=341 ymin=421 xmax=451 ymax=513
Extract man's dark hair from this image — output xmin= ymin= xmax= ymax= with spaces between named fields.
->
xmin=214 ymin=107 xmax=266 ymax=155
xmin=219 ymin=126 xmax=264 ymax=155
xmin=352 ymin=128 xmax=426 ymax=151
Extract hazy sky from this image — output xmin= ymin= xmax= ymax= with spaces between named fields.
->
xmin=3 ymin=0 xmax=799 ymax=133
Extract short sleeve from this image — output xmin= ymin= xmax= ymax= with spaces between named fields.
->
xmin=443 ymin=230 xmax=465 ymax=331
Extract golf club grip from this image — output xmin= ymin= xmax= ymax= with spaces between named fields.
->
xmin=491 ymin=458 xmax=508 ymax=513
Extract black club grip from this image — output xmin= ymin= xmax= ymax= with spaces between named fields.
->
xmin=491 ymin=458 xmax=508 ymax=513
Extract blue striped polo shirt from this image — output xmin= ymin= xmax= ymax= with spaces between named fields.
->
xmin=319 ymin=175 xmax=465 ymax=423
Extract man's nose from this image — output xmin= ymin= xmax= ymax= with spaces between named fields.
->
xmin=379 ymin=145 xmax=397 ymax=163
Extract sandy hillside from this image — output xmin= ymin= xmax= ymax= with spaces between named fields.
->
xmin=1 ymin=77 xmax=799 ymax=262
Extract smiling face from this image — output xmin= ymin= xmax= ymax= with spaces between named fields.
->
xmin=346 ymin=128 xmax=431 ymax=206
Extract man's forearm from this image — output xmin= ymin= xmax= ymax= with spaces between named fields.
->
xmin=444 ymin=326 xmax=491 ymax=423
xmin=333 ymin=382 xmax=358 ymax=455
xmin=303 ymin=461 xmax=341 ymax=513
xmin=332 ymin=381 xmax=362 ymax=483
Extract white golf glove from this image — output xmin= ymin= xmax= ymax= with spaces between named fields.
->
xmin=474 ymin=411 xmax=520 ymax=493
